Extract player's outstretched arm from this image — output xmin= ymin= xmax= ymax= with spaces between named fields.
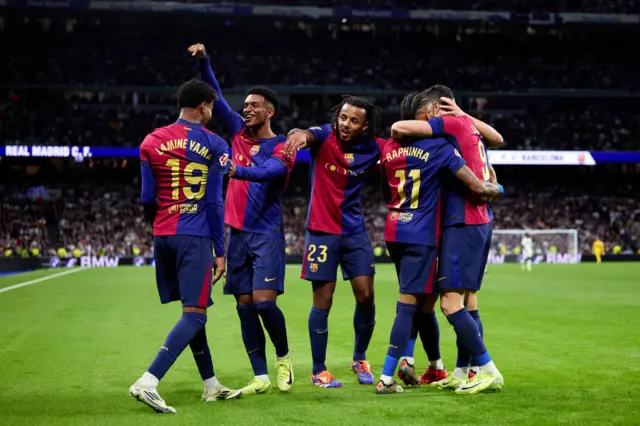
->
xmin=229 ymin=157 xmax=288 ymax=182
xmin=455 ymin=165 xmax=503 ymax=198
xmin=189 ymin=43 xmax=244 ymax=136
xmin=390 ymin=120 xmax=434 ymax=140
xmin=439 ymin=97 xmax=504 ymax=147
xmin=283 ymin=128 xmax=316 ymax=154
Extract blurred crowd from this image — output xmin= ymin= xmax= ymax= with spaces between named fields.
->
xmin=2 ymin=14 xmax=639 ymax=91
xmin=2 ymin=177 xmax=638 ymax=260
xmin=2 ymin=93 xmax=639 ymax=151
xmin=107 ymin=0 xmax=640 ymax=13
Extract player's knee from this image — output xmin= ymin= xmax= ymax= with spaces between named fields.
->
xmin=182 ymin=309 xmax=208 ymax=325
xmin=254 ymin=299 xmax=276 ymax=312
xmin=235 ymin=294 xmax=254 ymax=306
xmin=313 ymin=292 xmax=333 ymax=310
xmin=439 ymin=291 xmax=464 ymax=316
xmin=252 ymin=289 xmax=278 ymax=303
xmin=422 ymin=293 xmax=439 ymax=313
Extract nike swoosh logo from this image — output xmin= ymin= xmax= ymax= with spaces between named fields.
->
xmin=438 ymin=277 xmax=447 ymax=281
xmin=247 ymin=349 xmax=259 ymax=354
xmin=286 ymin=372 xmax=293 ymax=385
xmin=265 ymin=277 xmax=277 ymax=282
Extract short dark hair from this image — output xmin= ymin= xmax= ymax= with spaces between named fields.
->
xmin=177 ymin=79 xmax=217 ymax=109
xmin=331 ymin=95 xmax=381 ymax=138
xmin=422 ymin=84 xmax=455 ymax=105
xmin=247 ymin=86 xmax=280 ymax=117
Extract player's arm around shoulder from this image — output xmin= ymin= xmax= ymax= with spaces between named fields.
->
xmin=229 ymin=141 xmax=293 ymax=183
xmin=390 ymin=119 xmax=437 ymax=140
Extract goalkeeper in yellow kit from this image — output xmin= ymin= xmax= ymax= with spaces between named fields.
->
xmin=592 ymin=238 xmax=605 ymax=264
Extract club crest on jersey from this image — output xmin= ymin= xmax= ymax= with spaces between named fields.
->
xmin=344 ymin=153 xmax=355 ymax=164
xmin=310 ymin=263 xmax=319 ymax=273
xmin=219 ymin=153 xmax=229 ymax=167
xmin=250 ymin=145 xmax=260 ymax=155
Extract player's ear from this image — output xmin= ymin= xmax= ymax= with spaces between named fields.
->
xmin=266 ymin=107 xmax=275 ymax=120
xmin=362 ymin=121 xmax=369 ymax=132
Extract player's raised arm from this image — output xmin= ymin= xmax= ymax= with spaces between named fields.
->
xmin=139 ymin=139 xmax=158 ymax=224
xmin=230 ymin=143 xmax=295 ymax=182
xmin=189 ymin=43 xmax=244 ymax=136
xmin=439 ymin=97 xmax=504 ymax=147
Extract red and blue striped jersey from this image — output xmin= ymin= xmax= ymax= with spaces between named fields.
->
xmin=225 ymin=128 xmax=295 ymax=237
xmin=382 ymin=137 xmax=466 ymax=246
xmin=197 ymin=55 xmax=295 ymax=237
xmin=427 ymin=115 xmax=493 ymax=227
xmin=140 ymin=119 xmax=229 ymax=255
xmin=305 ymin=124 xmax=384 ymax=235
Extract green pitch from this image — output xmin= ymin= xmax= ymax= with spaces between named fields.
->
xmin=0 ymin=263 xmax=638 ymax=425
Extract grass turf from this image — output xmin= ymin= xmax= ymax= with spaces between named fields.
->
xmin=0 ymin=263 xmax=638 ymax=425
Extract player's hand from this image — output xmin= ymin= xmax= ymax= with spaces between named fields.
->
xmin=188 ymin=43 xmax=206 ymax=59
xmin=228 ymin=162 xmax=237 ymax=177
xmin=212 ymin=256 xmax=225 ymax=285
xmin=284 ymin=130 xmax=307 ymax=155
xmin=440 ymin=97 xmax=465 ymax=116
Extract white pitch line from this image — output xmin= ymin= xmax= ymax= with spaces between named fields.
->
xmin=0 ymin=268 xmax=84 ymax=294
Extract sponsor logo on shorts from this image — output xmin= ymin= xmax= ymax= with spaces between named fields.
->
xmin=310 ymin=263 xmax=319 ymax=273
xmin=265 ymin=277 xmax=277 ymax=282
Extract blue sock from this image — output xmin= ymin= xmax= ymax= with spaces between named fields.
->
xmin=236 ymin=305 xmax=268 ymax=376
xmin=419 ymin=311 xmax=441 ymax=361
xmin=148 ymin=312 xmax=206 ymax=380
xmin=353 ymin=304 xmax=376 ymax=361
xmin=255 ymin=300 xmax=289 ymax=358
xmin=468 ymin=309 xmax=484 ymax=366
xmin=189 ymin=327 xmax=215 ymax=380
xmin=309 ymin=306 xmax=330 ymax=375
xmin=447 ymin=307 xmax=491 ymax=367
xmin=469 ymin=309 xmax=483 ymax=338
xmin=382 ymin=301 xmax=417 ymax=376
xmin=402 ymin=313 xmax=419 ymax=358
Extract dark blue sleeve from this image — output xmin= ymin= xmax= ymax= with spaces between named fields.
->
xmin=205 ymin=134 xmax=230 ymax=256
xmin=307 ymin=124 xmax=333 ymax=144
xmin=233 ymin=157 xmax=287 ymax=182
xmin=437 ymin=140 xmax=466 ymax=175
xmin=427 ymin=117 xmax=445 ymax=136
xmin=140 ymin=160 xmax=158 ymax=224
xmin=198 ymin=55 xmax=245 ymax=136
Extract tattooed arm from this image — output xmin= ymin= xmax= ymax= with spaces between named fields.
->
xmin=455 ymin=165 xmax=502 ymax=198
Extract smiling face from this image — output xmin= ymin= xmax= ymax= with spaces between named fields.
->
xmin=242 ymin=94 xmax=274 ymax=128
xmin=336 ymin=103 xmax=368 ymax=142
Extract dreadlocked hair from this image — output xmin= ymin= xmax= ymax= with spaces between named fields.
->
xmin=399 ymin=92 xmax=421 ymax=120
xmin=331 ymin=95 xmax=381 ymax=138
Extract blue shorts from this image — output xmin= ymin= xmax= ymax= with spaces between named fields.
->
xmin=301 ymin=230 xmax=375 ymax=282
xmin=437 ymin=223 xmax=492 ymax=292
xmin=154 ymin=235 xmax=214 ymax=308
xmin=387 ymin=242 xmax=438 ymax=295
xmin=224 ymin=229 xmax=285 ymax=295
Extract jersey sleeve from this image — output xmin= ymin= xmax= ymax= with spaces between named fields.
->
xmin=272 ymin=142 xmax=296 ymax=170
xmin=204 ymin=134 xmax=228 ymax=257
xmin=439 ymin=142 xmax=467 ymax=175
xmin=198 ymin=56 xmax=245 ymax=136
xmin=139 ymin=135 xmax=158 ymax=223
xmin=427 ymin=116 xmax=463 ymax=137
xmin=207 ymin=133 xmax=231 ymax=175
xmin=307 ymin=124 xmax=333 ymax=144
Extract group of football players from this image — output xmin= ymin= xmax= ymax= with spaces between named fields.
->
xmin=129 ymin=43 xmax=504 ymax=414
